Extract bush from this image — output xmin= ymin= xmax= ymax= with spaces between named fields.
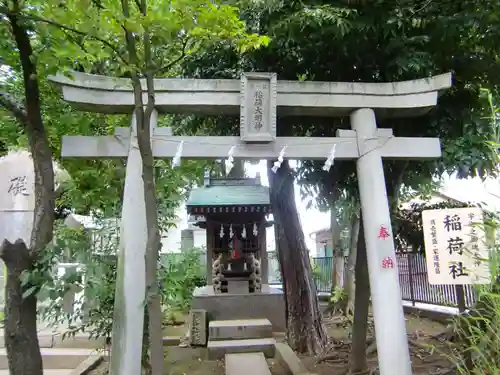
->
xmin=38 ymin=222 xmax=119 ymax=342
xmin=158 ymin=247 xmax=206 ymax=315
xmin=38 ymin=222 xmax=207 ymax=339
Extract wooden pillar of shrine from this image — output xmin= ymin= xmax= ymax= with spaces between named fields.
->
xmin=206 ymin=222 xmax=213 ymax=286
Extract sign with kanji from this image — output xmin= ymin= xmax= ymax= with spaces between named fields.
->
xmin=377 ymin=225 xmax=391 ymax=240
xmin=0 ymin=151 xmax=36 ymax=244
xmin=0 ymin=151 xmax=35 ymax=212
xmin=422 ymin=207 xmax=491 ymax=285
xmin=381 ymin=257 xmax=395 ymax=269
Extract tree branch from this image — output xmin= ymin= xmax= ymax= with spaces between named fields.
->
xmin=0 ymin=91 xmax=28 ymax=125
xmin=0 ymin=6 xmax=129 ymax=66
xmin=154 ymin=37 xmax=191 ymax=75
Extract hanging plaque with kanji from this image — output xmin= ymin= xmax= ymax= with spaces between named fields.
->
xmin=240 ymin=72 xmax=277 ymax=143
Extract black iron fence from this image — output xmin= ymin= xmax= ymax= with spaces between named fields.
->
xmin=310 ymin=253 xmax=477 ymax=308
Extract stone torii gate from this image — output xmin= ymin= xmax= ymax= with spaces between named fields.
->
xmin=50 ymin=71 xmax=452 ymax=375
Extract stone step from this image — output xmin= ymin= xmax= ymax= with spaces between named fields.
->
xmin=225 ymin=352 xmax=271 ymax=375
xmin=0 ymin=370 xmax=73 ymax=375
xmin=209 ymin=319 xmax=273 ymax=341
xmin=0 ymin=348 xmax=95 ymax=370
xmin=207 ymin=338 xmax=275 ymax=360
xmin=0 ymin=333 xmax=54 ymax=348
xmin=0 ymin=333 xmax=104 ymax=349
xmin=52 ymin=334 xmax=105 ymax=349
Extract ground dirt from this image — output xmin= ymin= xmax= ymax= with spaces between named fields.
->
xmin=282 ymin=313 xmax=455 ymax=375
xmin=87 ymin=313 xmax=456 ymax=375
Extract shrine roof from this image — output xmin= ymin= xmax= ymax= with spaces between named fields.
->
xmin=186 ymin=178 xmax=270 ymax=208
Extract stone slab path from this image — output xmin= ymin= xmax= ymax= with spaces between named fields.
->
xmin=225 ymin=353 xmax=271 ymax=375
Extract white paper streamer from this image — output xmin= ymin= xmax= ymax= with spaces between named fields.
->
xmin=172 ymin=141 xmax=184 ymax=168
xmin=225 ymin=146 xmax=236 ymax=175
xmin=271 ymin=145 xmax=287 ymax=173
xmin=322 ymin=144 xmax=337 ymax=172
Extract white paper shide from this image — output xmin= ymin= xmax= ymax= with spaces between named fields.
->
xmin=422 ymin=207 xmax=491 ymax=285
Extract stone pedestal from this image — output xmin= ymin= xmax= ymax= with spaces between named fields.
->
xmin=226 ymin=278 xmax=249 ymax=294
xmin=192 ymin=285 xmax=285 ymax=332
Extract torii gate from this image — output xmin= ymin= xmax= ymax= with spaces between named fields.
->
xmin=50 ymin=71 xmax=452 ymax=375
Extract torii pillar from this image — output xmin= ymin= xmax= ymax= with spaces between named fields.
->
xmin=347 ymin=110 xmax=414 ymax=374
xmin=109 ymin=111 xmax=158 ymax=375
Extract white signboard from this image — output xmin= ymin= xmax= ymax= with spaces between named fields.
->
xmin=0 ymin=151 xmax=35 ymax=244
xmin=422 ymin=207 xmax=491 ymax=285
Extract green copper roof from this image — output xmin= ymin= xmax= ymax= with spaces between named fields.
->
xmin=187 ymin=184 xmax=270 ymax=207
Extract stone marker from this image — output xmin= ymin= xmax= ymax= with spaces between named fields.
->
xmin=188 ymin=309 xmax=207 ymax=346
xmin=0 ymin=150 xmax=36 ymax=246
xmin=180 ymin=229 xmax=194 ymax=251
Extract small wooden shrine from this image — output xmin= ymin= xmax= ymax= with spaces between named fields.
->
xmin=186 ymin=172 xmax=272 ymax=294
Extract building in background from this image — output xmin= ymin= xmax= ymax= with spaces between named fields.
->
xmin=310 ymin=227 xmax=333 ymax=258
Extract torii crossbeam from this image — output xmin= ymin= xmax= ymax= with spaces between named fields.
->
xmin=50 ymin=71 xmax=452 ymax=375
xmin=61 ymin=127 xmax=441 ymax=160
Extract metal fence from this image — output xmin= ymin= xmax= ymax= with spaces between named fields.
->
xmin=396 ymin=252 xmax=476 ymax=307
xmin=308 ymin=253 xmax=476 ymax=308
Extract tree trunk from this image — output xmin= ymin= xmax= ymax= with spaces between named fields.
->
xmin=226 ymin=159 xmax=245 ymax=178
xmin=267 ymin=160 xmax=328 ymax=354
xmin=136 ymin=107 xmax=164 ymax=375
xmin=342 ymin=210 xmax=360 ymax=316
xmin=350 ymin=218 xmax=371 ymax=374
xmin=330 ymin=209 xmax=342 ymax=289
xmin=1 ymin=241 xmax=43 ymax=375
xmin=1 ymin=4 xmax=56 ymax=375
xmin=273 ymin=221 xmax=288 ymax=330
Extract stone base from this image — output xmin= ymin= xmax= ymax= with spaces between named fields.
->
xmin=207 ymin=338 xmax=276 ymax=360
xmin=192 ymin=285 xmax=285 ymax=332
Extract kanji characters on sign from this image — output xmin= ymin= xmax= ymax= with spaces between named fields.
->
xmin=449 ymin=261 xmax=468 ymax=279
xmin=381 ymin=257 xmax=394 ymax=269
xmin=447 ymin=236 xmax=465 ymax=256
xmin=377 ymin=225 xmax=390 ymax=239
xmin=439 ymin=209 xmax=469 ymax=281
xmin=8 ymin=176 xmax=29 ymax=196
xmin=429 ymin=219 xmax=440 ymax=274
xmin=467 ymin=211 xmax=483 ymax=268
xmin=443 ymin=214 xmax=462 ymax=232
xmin=422 ymin=207 xmax=490 ymax=285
